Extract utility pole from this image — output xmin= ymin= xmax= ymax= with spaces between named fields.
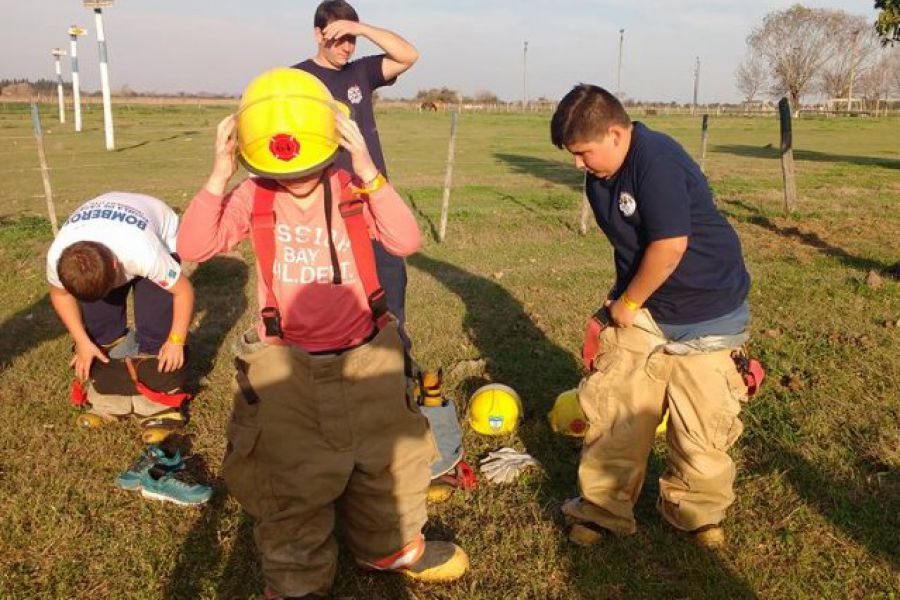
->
xmin=692 ymin=56 xmax=700 ymax=116
xmin=51 ymin=49 xmax=67 ymax=124
xmin=616 ymin=29 xmax=624 ymax=97
xmin=522 ymin=41 xmax=528 ymax=111
xmin=85 ymin=0 xmax=116 ymax=150
xmin=68 ymin=26 xmax=86 ymax=132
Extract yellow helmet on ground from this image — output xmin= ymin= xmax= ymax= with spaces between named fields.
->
xmin=468 ymin=384 xmax=522 ymax=435
xmin=548 ymin=388 xmax=669 ymax=437
xmin=236 ymin=67 xmax=349 ymax=179
xmin=548 ymin=389 xmax=588 ymax=437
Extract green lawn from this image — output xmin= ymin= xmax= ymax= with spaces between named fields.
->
xmin=0 ymin=103 xmax=898 ymax=599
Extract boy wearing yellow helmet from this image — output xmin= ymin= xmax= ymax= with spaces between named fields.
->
xmin=294 ymin=0 xmax=420 ymax=342
xmin=178 ymin=69 xmax=467 ymax=599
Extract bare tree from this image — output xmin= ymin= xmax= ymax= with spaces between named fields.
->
xmin=819 ymin=14 xmax=881 ymax=101
xmin=856 ymin=47 xmax=896 ymax=103
xmin=893 ymin=51 xmax=900 ymax=94
xmin=748 ymin=5 xmax=844 ymax=111
xmin=735 ymin=52 xmax=769 ymax=103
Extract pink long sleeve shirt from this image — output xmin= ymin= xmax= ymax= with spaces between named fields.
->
xmin=177 ymin=172 xmax=421 ymax=352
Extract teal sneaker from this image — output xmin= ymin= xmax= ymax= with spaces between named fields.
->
xmin=115 ymin=446 xmax=183 ymax=491
xmin=139 ymin=467 xmax=212 ymax=506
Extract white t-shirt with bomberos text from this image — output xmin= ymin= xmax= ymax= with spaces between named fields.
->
xmin=46 ymin=192 xmax=181 ymax=291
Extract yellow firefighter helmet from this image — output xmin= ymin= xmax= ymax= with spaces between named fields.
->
xmin=236 ymin=67 xmax=350 ymax=179
xmin=548 ymin=389 xmax=588 ymax=437
xmin=468 ymin=384 xmax=522 ymax=435
xmin=548 ymin=388 xmax=669 ymax=437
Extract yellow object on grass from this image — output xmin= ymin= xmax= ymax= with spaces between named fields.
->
xmin=548 ymin=389 xmax=589 ymax=437
xmin=237 ymin=67 xmax=350 ymax=179
xmin=549 ymin=388 xmax=668 ymax=436
xmin=468 ymin=384 xmax=522 ymax=435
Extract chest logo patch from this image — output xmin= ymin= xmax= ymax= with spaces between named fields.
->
xmin=618 ymin=192 xmax=637 ymax=217
xmin=347 ymin=85 xmax=363 ymax=105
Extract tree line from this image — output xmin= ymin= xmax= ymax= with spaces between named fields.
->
xmin=737 ymin=4 xmax=900 ymax=110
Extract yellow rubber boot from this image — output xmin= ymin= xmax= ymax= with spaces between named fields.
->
xmin=420 ymin=370 xmax=444 ymax=408
xmin=691 ymin=525 xmax=726 ymax=549
xmin=75 ymin=413 xmax=108 ymax=430
xmin=139 ymin=408 xmax=187 ymax=445
xmin=402 ymin=541 xmax=469 ymax=583
xmin=426 ymin=482 xmax=454 ymax=504
xmin=568 ymin=522 xmax=605 ymax=547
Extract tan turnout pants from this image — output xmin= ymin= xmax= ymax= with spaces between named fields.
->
xmin=222 ymin=322 xmax=436 ymax=597
xmin=86 ymin=385 xmax=170 ymax=419
xmin=564 ymin=312 xmax=748 ymax=535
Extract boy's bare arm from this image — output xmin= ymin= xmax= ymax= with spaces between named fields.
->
xmin=157 ymin=275 xmax=194 ymax=373
xmin=610 ymin=236 xmax=688 ymax=327
xmin=322 ymin=20 xmax=419 ymax=80
xmin=49 ymin=285 xmax=109 ymax=380
xmin=204 ymin=114 xmax=238 ymax=195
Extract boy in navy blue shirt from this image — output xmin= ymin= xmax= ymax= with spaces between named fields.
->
xmin=551 ymin=84 xmax=752 ymax=548
xmin=293 ymin=0 xmax=419 ymax=337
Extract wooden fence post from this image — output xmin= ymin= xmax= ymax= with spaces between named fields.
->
xmin=778 ymin=97 xmax=797 ymax=214
xmin=438 ymin=111 xmax=459 ymax=242
xmin=31 ymin=102 xmax=59 ymax=235
xmin=699 ymin=113 xmax=709 ymax=174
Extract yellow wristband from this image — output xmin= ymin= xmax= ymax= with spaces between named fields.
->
xmin=167 ymin=333 xmax=187 ymax=345
xmin=354 ymin=172 xmax=387 ymax=195
xmin=620 ymin=293 xmax=641 ymax=311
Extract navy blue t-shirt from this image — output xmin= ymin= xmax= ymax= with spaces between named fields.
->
xmin=586 ymin=122 xmax=750 ymax=325
xmin=293 ymin=55 xmax=394 ymax=176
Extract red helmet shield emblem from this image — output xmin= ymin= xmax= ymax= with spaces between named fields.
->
xmin=269 ymin=133 xmax=301 ymax=161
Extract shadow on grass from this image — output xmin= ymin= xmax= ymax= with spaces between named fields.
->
xmin=184 ymin=256 xmax=249 ymax=391
xmin=0 ymin=216 xmax=61 ymax=371
xmin=163 ymin=256 xmax=250 ymax=600
xmin=494 ymin=191 xmax=580 ymax=234
xmin=115 ymin=130 xmax=200 ymax=153
xmin=0 ymin=294 xmax=64 ymax=371
xmin=409 ymin=253 xmax=757 ymax=598
xmin=721 ymin=199 xmax=892 ymax=275
xmin=406 ymin=192 xmax=440 ymax=243
xmin=742 ymin=398 xmax=900 ymax=571
xmin=713 ymin=144 xmax=900 ymax=170
xmin=494 ymin=153 xmax=583 ymax=190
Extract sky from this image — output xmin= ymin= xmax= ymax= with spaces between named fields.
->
xmin=2 ymin=1 xmax=880 ymax=104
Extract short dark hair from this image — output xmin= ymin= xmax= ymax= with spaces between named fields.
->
xmin=57 ymin=241 xmax=117 ymax=302
xmin=550 ymin=84 xmax=631 ymax=148
xmin=314 ymin=0 xmax=359 ymax=29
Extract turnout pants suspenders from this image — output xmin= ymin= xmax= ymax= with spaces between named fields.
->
xmin=249 ymin=169 xmax=391 ymax=340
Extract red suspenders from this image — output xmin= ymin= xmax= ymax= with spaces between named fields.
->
xmin=249 ymin=170 xmax=391 ymax=340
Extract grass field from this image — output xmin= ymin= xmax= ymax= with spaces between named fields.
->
xmin=0 ymin=102 xmax=898 ymax=599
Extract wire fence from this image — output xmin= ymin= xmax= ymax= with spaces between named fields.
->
xmin=3 ymin=98 xmax=898 ymax=238
xmin=5 ymin=97 xmax=900 ymax=118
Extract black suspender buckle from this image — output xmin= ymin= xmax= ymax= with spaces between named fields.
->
xmin=261 ymin=306 xmax=283 ymax=338
xmin=368 ymin=288 xmax=389 ymax=321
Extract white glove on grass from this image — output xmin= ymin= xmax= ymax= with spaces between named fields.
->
xmin=479 ymin=447 xmax=539 ymax=484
